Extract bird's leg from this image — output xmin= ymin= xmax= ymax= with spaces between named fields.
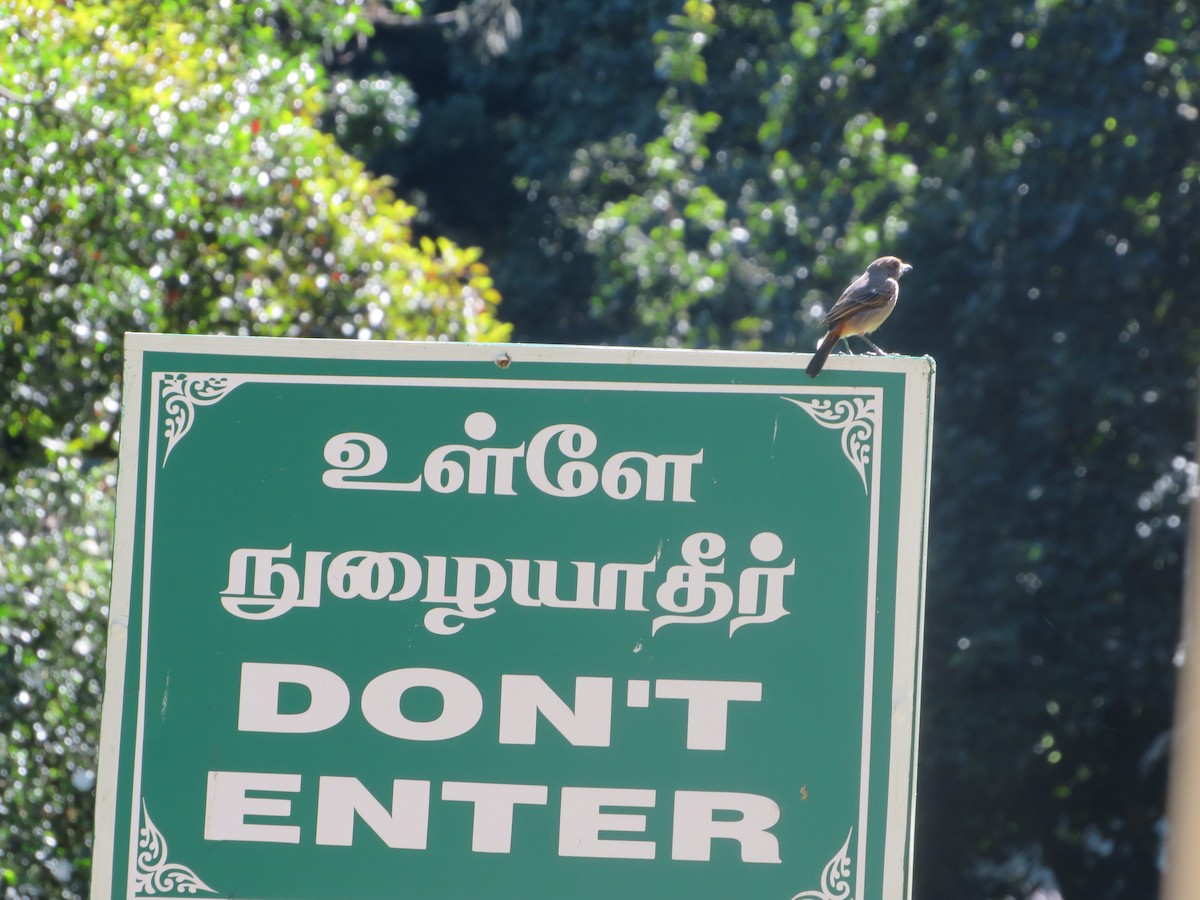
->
xmin=839 ymin=338 xmax=855 ymax=356
xmin=860 ymin=335 xmax=887 ymax=355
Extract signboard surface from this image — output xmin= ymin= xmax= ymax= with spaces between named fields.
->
xmin=93 ymin=335 xmax=934 ymax=899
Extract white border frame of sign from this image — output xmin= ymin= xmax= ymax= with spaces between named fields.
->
xmin=91 ymin=334 xmax=935 ymax=900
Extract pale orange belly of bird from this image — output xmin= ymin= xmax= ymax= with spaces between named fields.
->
xmin=842 ymin=296 xmax=897 ymax=336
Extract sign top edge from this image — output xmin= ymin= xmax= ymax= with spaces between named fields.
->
xmin=123 ymin=333 xmax=935 ymax=376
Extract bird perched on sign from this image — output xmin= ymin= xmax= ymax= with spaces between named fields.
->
xmin=805 ymin=256 xmax=913 ymax=378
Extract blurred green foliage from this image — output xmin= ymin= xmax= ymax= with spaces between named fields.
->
xmin=0 ymin=0 xmax=505 ymax=896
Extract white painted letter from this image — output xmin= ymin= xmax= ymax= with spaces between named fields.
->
xmin=654 ymin=679 xmax=763 ymax=750
xmin=238 ymin=662 xmax=350 ymax=734
xmin=671 ymin=791 xmax=781 ymax=863
xmin=204 ymin=770 xmax=301 ymax=843
xmin=442 ymin=781 xmax=549 ymax=853
xmin=559 ymin=787 xmax=656 ymax=860
xmin=498 ymin=675 xmax=613 ymax=747
xmin=526 ymin=424 xmax=599 ymax=497
xmin=315 ymin=777 xmax=430 ymax=849
xmin=361 ymin=668 xmax=483 ymax=741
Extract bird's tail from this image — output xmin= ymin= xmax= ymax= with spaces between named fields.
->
xmin=805 ymin=329 xmax=840 ymax=378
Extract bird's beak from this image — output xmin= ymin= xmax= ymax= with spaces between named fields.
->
xmin=900 ymin=263 xmax=914 ymax=276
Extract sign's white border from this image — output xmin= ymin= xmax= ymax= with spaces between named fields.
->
xmin=92 ymin=334 xmax=934 ymax=900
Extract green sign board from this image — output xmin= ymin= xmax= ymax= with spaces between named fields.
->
xmin=92 ymin=335 xmax=935 ymax=899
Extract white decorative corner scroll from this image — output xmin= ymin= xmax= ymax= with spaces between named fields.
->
xmin=784 ymin=395 xmax=879 ymax=494
xmin=160 ymin=373 xmax=243 ymax=465
xmin=133 ymin=800 xmax=215 ymax=896
xmin=790 ymin=828 xmax=854 ymax=900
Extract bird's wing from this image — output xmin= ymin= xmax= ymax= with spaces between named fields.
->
xmin=823 ymin=276 xmax=895 ymax=328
